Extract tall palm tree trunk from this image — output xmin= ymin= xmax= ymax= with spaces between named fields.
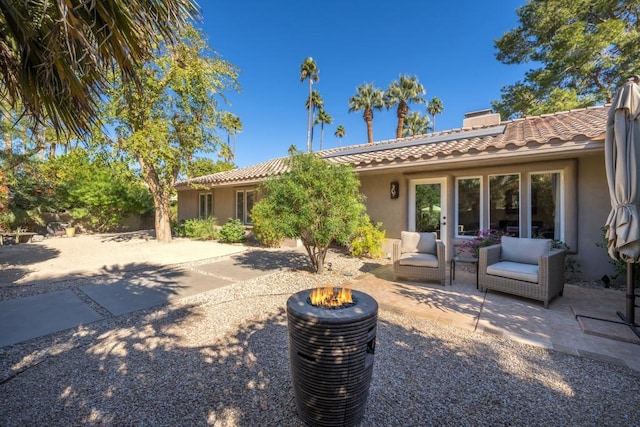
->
xmin=306 ymin=80 xmax=313 ymax=152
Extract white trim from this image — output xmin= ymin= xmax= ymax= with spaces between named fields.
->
xmin=408 ymin=177 xmax=448 ymax=242
xmin=488 ymin=173 xmax=521 ymax=235
xmin=529 ymin=170 xmax=564 ymax=241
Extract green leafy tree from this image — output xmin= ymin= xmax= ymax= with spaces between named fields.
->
xmin=315 ymin=108 xmax=333 ymax=150
xmin=493 ymin=0 xmax=639 ymax=119
xmin=385 ymin=74 xmax=426 ymax=139
xmin=402 ymin=112 xmax=432 ymax=137
xmin=187 ymin=158 xmax=235 ymax=178
xmin=348 ymin=83 xmax=385 ymax=144
xmin=426 ymin=97 xmax=444 ymax=132
xmin=334 ymin=124 xmax=346 ymax=146
xmin=0 ymin=0 xmax=198 ymax=136
xmin=300 ymin=57 xmax=319 ymax=153
xmin=107 ymin=27 xmax=240 ymax=243
xmin=252 ymin=153 xmax=366 ymax=274
xmin=45 ymin=150 xmax=154 ymax=231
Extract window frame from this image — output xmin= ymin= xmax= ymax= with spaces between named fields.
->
xmin=488 ymin=172 xmax=521 ymax=236
xmin=455 ymin=176 xmax=483 ymax=238
xmin=529 ymin=170 xmax=564 ymax=241
xmin=198 ymin=192 xmax=213 ymax=219
xmin=235 ymin=189 xmax=256 ymax=225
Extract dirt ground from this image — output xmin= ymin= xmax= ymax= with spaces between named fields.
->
xmin=0 ymin=230 xmax=248 ymax=285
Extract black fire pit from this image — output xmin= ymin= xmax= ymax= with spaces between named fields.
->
xmin=287 ymin=288 xmax=378 ymax=427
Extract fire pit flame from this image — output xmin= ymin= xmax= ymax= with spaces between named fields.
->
xmin=309 ymin=286 xmax=354 ymax=308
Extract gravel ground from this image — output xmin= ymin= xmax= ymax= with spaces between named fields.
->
xmin=1 ymin=241 xmax=640 ymax=425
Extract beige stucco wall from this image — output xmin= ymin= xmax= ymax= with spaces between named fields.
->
xmin=177 ymin=190 xmax=198 ymax=221
xmin=359 ymin=173 xmax=407 ymax=238
xmin=576 ymin=154 xmax=616 ymax=281
xmin=177 ymin=185 xmax=258 ymax=224
xmin=213 ymin=187 xmax=237 ymax=222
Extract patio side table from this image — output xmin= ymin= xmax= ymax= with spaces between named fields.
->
xmin=450 ymin=255 xmax=479 ymax=289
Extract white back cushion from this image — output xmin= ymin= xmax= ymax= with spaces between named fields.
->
xmin=401 ymin=231 xmax=437 ymax=255
xmin=501 ymin=236 xmax=551 ymax=265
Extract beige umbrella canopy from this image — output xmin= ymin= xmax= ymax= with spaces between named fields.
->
xmin=604 ymin=75 xmax=640 ymax=327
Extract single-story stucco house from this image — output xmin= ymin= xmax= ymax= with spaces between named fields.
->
xmin=176 ymin=105 xmax=614 ymax=281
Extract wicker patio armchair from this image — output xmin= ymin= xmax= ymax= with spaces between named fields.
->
xmin=478 ymin=236 xmax=565 ymax=308
xmin=393 ymin=231 xmax=446 ymax=286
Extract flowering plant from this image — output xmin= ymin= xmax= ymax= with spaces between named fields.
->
xmin=460 ymin=229 xmax=509 ymax=257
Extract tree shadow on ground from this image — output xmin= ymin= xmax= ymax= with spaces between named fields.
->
xmin=0 ymin=262 xmax=188 ymax=303
xmin=99 ymin=230 xmax=156 ymax=243
xmin=364 ymin=265 xmax=483 ymax=315
xmin=0 ymin=244 xmax=61 ymax=285
xmin=231 ymin=248 xmax=312 ymax=272
xmin=2 ymin=296 xmax=639 ymax=425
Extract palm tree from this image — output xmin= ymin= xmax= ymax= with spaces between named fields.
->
xmin=306 ymin=90 xmax=323 ymax=149
xmin=348 ymin=83 xmax=385 ymax=144
xmin=220 ymin=112 xmax=242 ymax=160
xmin=427 ymin=97 xmax=444 ymax=132
xmin=385 ymin=75 xmax=426 ymax=139
xmin=314 ymin=109 xmax=333 ymax=150
xmin=0 ymin=0 xmax=198 ymax=136
xmin=402 ymin=112 xmax=432 ymax=137
xmin=300 ymin=57 xmax=319 ymax=152
xmin=334 ymin=125 xmax=346 ymax=147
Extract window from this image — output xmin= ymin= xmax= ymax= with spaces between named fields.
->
xmin=531 ymin=172 xmax=562 ymax=240
xmin=236 ymin=190 xmax=255 ymax=225
xmin=456 ymin=177 xmax=481 ymax=236
xmin=198 ymin=193 xmax=213 ymax=218
xmin=489 ymin=174 xmax=520 ymax=236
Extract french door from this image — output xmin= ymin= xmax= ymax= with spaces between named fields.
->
xmin=408 ymin=178 xmax=447 ymax=241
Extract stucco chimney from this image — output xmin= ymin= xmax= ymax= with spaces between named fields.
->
xmin=463 ymin=109 xmax=501 ymax=128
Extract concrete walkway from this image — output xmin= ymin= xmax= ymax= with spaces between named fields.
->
xmin=0 ymin=249 xmax=304 ymax=347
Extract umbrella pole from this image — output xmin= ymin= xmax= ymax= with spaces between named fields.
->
xmin=578 ymin=263 xmax=640 ymax=342
xmin=614 ymin=263 xmax=639 ymax=339
xmin=626 ymin=263 xmax=635 ymax=324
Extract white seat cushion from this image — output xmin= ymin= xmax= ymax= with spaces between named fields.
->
xmin=501 ymin=236 xmax=551 ymax=265
xmin=398 ymin=252 xmax=439 ymax=268
xmin=487 ymin=261 xmax=539 ymax=283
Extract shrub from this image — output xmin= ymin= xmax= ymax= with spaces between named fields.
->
xmin=548 ymin=239 xmax=581 ymax=282
xmin=460 ymin=229 xmax=509 ymax=257
xmin=219 ymin=218 xmax=245 ymax=243
xmin=349 ymin=217 xmax=385 ymax=258
xmin=251 ymin=153 xmax=366 ymax=274
xmin=251 ymin=202 xmax=284 ymax=247
xmin=596 ymin=226 xmax=640 ymax=285
xmin=182 ymin=217 xmax=220 ymax=240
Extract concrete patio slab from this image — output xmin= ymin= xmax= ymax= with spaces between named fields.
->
xmin=0 ymin=290 xmax=103 ymax=347
xmin=80 ymin=281 xmax=170 ymax=316
xmin=347 ymin=265 xmax=640 ymax=372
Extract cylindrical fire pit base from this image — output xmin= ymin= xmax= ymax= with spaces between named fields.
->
xmin=287 ymin=289 xmax=378 ymax=427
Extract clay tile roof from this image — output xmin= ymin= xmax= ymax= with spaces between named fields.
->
xmin=176 ymin=105 xmax=608 ymax=189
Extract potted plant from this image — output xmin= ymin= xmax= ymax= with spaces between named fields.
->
xmin=65 ymin=223 xmax=76 ymax=237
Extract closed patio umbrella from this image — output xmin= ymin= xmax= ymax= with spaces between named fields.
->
xmin=604 ymin=75 xmax=640 ymax=330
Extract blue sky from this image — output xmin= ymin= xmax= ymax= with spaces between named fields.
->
xmin=197 ymin=1 xmax=530 ymax=168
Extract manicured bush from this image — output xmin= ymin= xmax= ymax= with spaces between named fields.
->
xmin=219 ymin=218 xmax=245 ymax=243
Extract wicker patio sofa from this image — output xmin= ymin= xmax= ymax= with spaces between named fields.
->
xmin=392 ymin=231 xmax=446 ymax=286
xmin=478 ymin=236 xmax=565 ymax=308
